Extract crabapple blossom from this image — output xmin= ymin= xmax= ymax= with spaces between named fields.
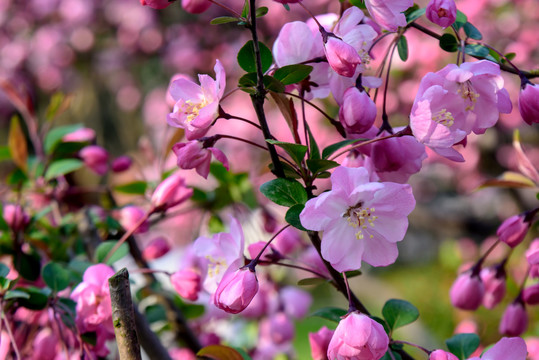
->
xmin=3 ymin=203 xmax=30 ymax=232
xmin=140 ymin=0 xmax=173 ymax=9
xmin=172 ymin=139 xmax=229 ymax=179
xmin=497 ymin=214 xmax=529 ymax=248
xmin=364 ymin=0 xmax=413 ymax=31
xmin=151 ymin=172 xmax=193 ymax=210
xmin=322 ymin=35 xmax=362 ymax=78
xmin=519 ymin=81 xmax=539 ymax=125
xmin=339 ymin=87 xmax=377 ymax=134
xmin=111 ymin=155 xmax=132 ymax=172
xmin=468 ymin=337 xmax=527 ymax=360
xmin=480 ymin=266 xmax=506 ymax=309
xmin=118 ymin=205 xmax=149 ymax=234
xmin=79 ymin=145 xmax=109 ymax=175
xmin=523 ymin=284 xmax=539 ymax=305
xmin=181 ymin=0 xmax=211 ymax=14
xmin=499 ymin=301 xmax=528 ymax=336
xmin=280 ymin=286 xmax=312 ymax=318
xmin=309 ymin=326 xmax=335 ymax=360
xmin=526 ymin=239 xmax=539 ymax=265
xmin=300 ymin=166 xmax=415 ymax=272
xmin=260 ymin=312 xmax=295 ymax=344
xmin=449 ymin=271 xmax=484 ymax=310
xmin=142 ymin=237 xmax=171 ymax=260
xmin=429 ymin=350 xmax=459 ymax=360
xmin=62 ymin=127 xmax=95 ymax=142
xmin=171 ymin=268 xmax=202 ymax=301
xmin=167 ymin=60 xmax=225 ymax=140
xmin=327 ymin=311 xmax=389 ymax=360
xmin=214 ymin=267 xmax=258 ymax=314
xmin=426 ymin=0 xmax=457 ymax=29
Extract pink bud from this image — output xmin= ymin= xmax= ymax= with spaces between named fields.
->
xmin=273 ymin=227 xmax=303 ymax=256
xmin=426 ymin=0 xmax=457 ymax=29
xmin=118 ymin=206 xmax=149 ymax=234
xmin=480 ymin=267 xmax=506 ymax=309
xmin=429 ymin=349 xmax=459 ymax=360
xmin=151 ymin=173 xmax=193 ymax=211
xmin=79 ymin=145 xmax=109 ymax=175
xmin=169 ymin=348 xmax=197 ymax=360
xmin=272 ymin=0 xmax=302 ymax=4
xmin=309 ymin=326 xmax=334 ymax=360
xmin=519 ymin=82 xmax=539 ymax=125
xmin=523 ymin=284 xmax=539 ymax=305
xmin=214 ymin=268 xmax=258 ymax=314
xmin=171 ymin=269 xmax=202 ymax=301
xmin=339 ymin=87 xmax=377 ymax=134
xmin=111 ymin=156 xmax=132 ymax=173
xmin=327 ymin=311 xmax=389 ymax=360
xmin=261 ymin=209 xmax=277 ymax=233
xmin=142 ymin=237 xmax=171 ymax=260
xmin=280 ymin=286 xmax=312 ymax=319
xmin=172 ymin=141 xmax=229 ymax=179
xmin=323 ymin=36 xmax=361 ymax=78
xmin=247 ymin=241 xmax=270 ymax=260
xmin=449 ymin=272 xmax=484 ymax=310
xmin=499 ymin=301 xmax=528 ymax=336
xmin=260 ymin=312 xmax=295 ymax=345
xmin=181 ymin=0 xmax=211 ymax=14
xmin=140 ymin=0 xmax=173 ymax=9
xmin=62 ymin=127 xmax=96 ymax=142
xmin=526 ymin=239 xmax=539 ymax=265
xmin=3 ymin=204 xmax=29 ymax=232
xmin=497 ymin=214 xmax=529 ymax=248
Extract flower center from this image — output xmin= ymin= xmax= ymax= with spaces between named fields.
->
xmin=437 ymin=8 xmax=448 ymax=17
xmin=457 ymin=81 xmax=480 ymax=111
xmin=344 ymin=202 xmax=378 ymax=240
xmin=432 ymin=108 xmax=454 ymax=127
xmin=206 ymin=255 xmax=227 ymax=278
xmin=182 ymin=99 xmax=208 ymax=123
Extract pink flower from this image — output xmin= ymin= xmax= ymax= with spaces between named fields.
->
xmin=181 ymin=0 xmax=211 ymax=14
xmin=170 ymin=348 xmax=197 ymax=360
xmin=309 ymin=326 xmax=334 ymax=360
xmin=142 ymin=237 xmax=171 ymax=260
xmin=364 ymin=0 xmax=413 ymax=31
xmin=118 ymin=205 xmax=149 ymax=234
xmin=151 ymin=172 xmax=193 ymax=210
xmin=172 ymin=140 xmax=229 ymax=179
xmin=300 ymin=166 xmax=415 ymax=272
xmin=3 ymin=203 xmax=29 ymax=232
xmin=323 ymin=35 xmax=362 ymax=78
xmin=519 ymin=81 xmax=539 ymax=125
xmin=426 ymin=0 xmax=457 ymax=29
xmin=480 ymin=266 xmax=506 ymax=309
xmin=468 ymin=337 xmax=527 ymax=360
xmin=171 ymin=268 xmax=202 ymax=301
xmin=526 ymin=239 xmax=539 ymax=265
xmin=449 ymin=271 xmax=484 ymax=310
xmin=79 ymin=145 xmax=109 ymax=175
xmin=214 ymin=268 xmax=258 ymax=314
xmin=140 ymin=0 xmax=172 ymax=9
xmin=62 ymin=127 xmax=95 ymax=142
xmin=111 ymin=156 xmax=132 ymax=172
xmin=167 ymin=60 xmax=225 ymax=140
xmin=280 ymin=286 xmax=312 ymax=319
xmin=523 ymin=284 xmax=539 ymax=305
xmin=260 ymin=312 xmax=295 ymax=345
xmin=429 ymin=350 xmax=459 ymax=360
xmin=497 ymin=214 xmax=529 ymax=248
xmin=499 ymin=301 xmax=528 ymax=336
xmin=339 ymin=87 xmax=377 ymax=134
xmin=327 ymin=311 xmax=389 ymax=360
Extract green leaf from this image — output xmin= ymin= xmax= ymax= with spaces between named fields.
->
xmin=310 ymin=307 xmax=347 ymax=323
xmin=446 ymin=333 xmax=480 ymax=360
xmin=382 ymin=299 xmax=419 ymax=331
xmin=255 ymin=6 xmax=268 ymax=17
xmin=439 ymin=33 xmax=459 ymax=52
xmin=454 ymin=10 xmax=468 ymax=30
xmin=273 ymin=65 xmax=313 ymax=85
xmin=44 ymin=159 xmax=84 ymax=180
xmin=344 ymin=270 xmax=362 ymax=279
xmin=42 ymin=262 xmax=71 ymax=292
xmin=322 ymin=138 xmax=364 ymax=159
xmin=241 ymin=0 xmax=249 ymax=17
xmin=14 ymin=252 xmax=41 ymax=281
xmin=4 ymin=289 xmax=31 ymax=300
xmin=463 ymin=22 xmax=482 ymax=40
xmin=114 ymin=181 xmax=147 ymax=195
xmin=380 ymin=351 xmax=403 ymax=360
xmin=397 ymin=36 xmax=409 ymax=61
xmin=306 ymin=123 xmax=320 ymax=160
xmin=406 ymin=8 xmax=425 ymax=23
xmin=465 ymin=44 xmax=489 ymax=58
xmin=297 ymin=277 xmax=327 ymax=286
xmin=263 ymin=75 xmax=285 ymax=93
xmin=198 ymin=345 xmax=244 ymax=360
xmin=0 ymin=146 xmax=11 ymax=162
xmin=95 ymin=241 xmax=129 ymax=265
xmin=285 ymin=204 xmax=307 ymax=231
xmin=238 ymin=72 xmax=257 ymax=88
xmin=16 ymin=287 xmax=50 ymax=310
xmin=237 ymin=40 xmax=273 ymax=73
xmin=505 ymin=52 xmax=516 ymax=61
xmin=0 ymin=263 xmax=9 ymax=278
xmin=44 ymin=124 xmax=83 ymax=154
xmin=210 ymin=16 xmax=239 ymax=25
xmin=260 ymin=178 xmax=307 ymax=207
xmin=232 ymin=347 xmax=253 ymax=360
xmin=306 ymin=159 xmax=339 ymax=175
xmin=266 ymin=140 xmax=308 ymax=166
xmin=81 ymin=332 xmax=97 ymax=346
xmin=45 ymin=92 xmax=72 ymax=121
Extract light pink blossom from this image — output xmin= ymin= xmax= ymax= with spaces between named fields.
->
xmin=79 ymin=145 xmax=109 ymax=175
xmin=214 ymin=268 xmax=258 ymax=314
xmin=309 ymin=326 xmax=334 ymax=360
xmin=480 ymin=266 xmax=506 ymax=309
xmin=142 ymin=237 xmax=171 ymax=260
xmin=172 ymin=140 xmax=229 ymax=179
xmin=181 ymin=0 xmax=211 ymax=14
xmin=151 ymin=172 xmax=193 ymax=210
xmin=429 ymin=350 xmax=459 ymax=360
xmin=497 ymin=214 xmax=529 ymax=248
xmin=3 ymin=203 xmax=30 ymax=232
xmin=280 ymin=286 xmax=312 ymax=319
xmin=323 ymin=36 xmax=362 ymax=78
xmin=449 ymin=271 xmax=484 ymax=310
xmin=468 ymin=337 xmax=527 ymax=360
xmin=140 ymin=0 xmax=172 ymax=9
xmin=300 ymin=166 xmax=415 ymax=272
xmin=364 ymin=0 xmax=413 ymax=31
xmin=111 ymin=156 xmax=132 ymax=172
xmin=167 ymin=60 xmax=225 ymax=140
xmin=339 ymin=87 xmax=377 ymax=134
xmin=118 ymin=205 xmax=149 ymax=234
xmin=499 ymin=301 xmax=528 ymax=336
xmin=171 ymin=268 xmax=202 ymax=301
xmin=426 ymin=0 xmax=457 ymax=29
xmin=519 ymin=81 xmax=539 ymax=125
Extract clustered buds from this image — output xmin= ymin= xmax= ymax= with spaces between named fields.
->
xmin=426 ymin=0 xmax=457 ymax=29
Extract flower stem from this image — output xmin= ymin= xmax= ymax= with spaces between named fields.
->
xmin=103 ymin=210 xmax=152 ymax=264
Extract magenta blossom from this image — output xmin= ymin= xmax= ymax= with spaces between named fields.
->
xmin=171 ymin=268 xmax=202 ymax=301
xmin=339 ymin=87 xmax=377 ymax=134
xmin=3 ymin=203 xmax=30 ymax=232
xmin=118 ymin=205 xmax=149 ymax=234
xmin=327 ymin=311 xmax=389 ymax=360
xmin=140 ymin=0 xmax=173 ymax=9
xmin=167 ymin=60 xmax=225 ymax=140
xmin=181 ymin=0 xmax=211 ymax=14
xmin=151 ymin=172 xmax=193 ymax=210
xmin=519 ymin=82 xmax=539 ymax=125
xmin=309 ymin=326 xmax=334 ymax=360
xmin=172 ymin=140 xmax=229 ymax=179
xmin=480 ymin=266 xmax=506 ymax=309
xmin=364 ymin=0 xmax=413 ymax=31
xmin=430 ymin=350 xmax=458 ymax=360
xmin=300 ymin=166 xmax=415 ymax=272
xmin=214 ymin=268 xmax=258 ymax=314
xmin=499 ymin=301 xmax=528 ymax=336
xmin=449 ymin=271 xmax=484 ymax=310
xmin=142 ymin=237 xmax=171 ymax=260
xmin=79 ymin=145 xmax=109 ymax=175
xmin=426 ymin=0 xmax=457 ymax=29
xmin=111 ymin=156 xmax=132 ymax=172
xmin=468 ymin=337 xmax=527 ymax=360
xmin=323 ymin=35 xmax=362 ymax=78
xmin=497 ymin=214 xmax=529 ymax=248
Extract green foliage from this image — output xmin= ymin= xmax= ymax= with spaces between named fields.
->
xmin=273 ymin=65 xmax=313 ymax=85
xmin=306 ymin=159 xmax=339 ymax=175
xmin=465 ymin=44 xmax=489 ymax=58
xmin=285 ymin=204 xmax=307 ymax=231
xmin=266 ymin=140 xmax=308 ymax=166
xmin=406 ymin=7 xmax=425 ymax=23
xmin=260 ymin=178 xmax=307 ymax=207
xmin=210 ymin=17 xmax=239 ymax=25
xmin=42 ymin=262 xmax=71 ymax=292
xmin=397 ymin=36 xmax=409 ymax=61
xmin=439 ymin=34 xmax=459 ymax=52
xmin=114 ymin=181 xmax=148 ymax=195
xmin=44 ymin=159 xmax=84 ymax=180
xmin=454 ymin=10 xmax=468 ymax=30
xmin=382 ymin=299 xmax=420 ymax=331
xmin=16 ymin=287 xmax=50 ymax=310
xmin=237 ymin=40 xmax=273 ymax=73
xmin=446 ymin=333 xmax=480 ymax=360
xmin=310 ymin=307 xmax=347 ymax=323
xmin=197 ymin=345 xmax=245 ymax=360
xmin=322 ymin=139 xmax=364 ymax=159
xmin=463 ymin=22 xmax=482 ymax=40
xmin=44 ymin=124 xmax=83 ymax=154
xmin=297 ymin=277 xmax=327 ymax=286
xmin=95 ymin=241 xmax=129 ymax=265
xmin=255 ymin=6 xmax=268 ymax=17
xmin=0 ymin=146 xmax=11 ymax=162
xmin=14 ymin=252 xmax=41 ymax=281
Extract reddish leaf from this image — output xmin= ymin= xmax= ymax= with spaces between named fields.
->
xmin=197 ymin=345 xmax=244 ymax=360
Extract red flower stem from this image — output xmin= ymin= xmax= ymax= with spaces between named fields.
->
xmin=379 ymin=38 xmax=399 ymax=135
xmin=392 ymin=340 xmax=430 ymax=355
xmin=103 ymin=210 xmax=152 ymax=264
xmin=342 ymin=271 xmax=355 ymax=312
xmin=1 ymin=310 xmax=21 ymax=360
xmin=257 ymin=260 xmax=329 ymax=279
